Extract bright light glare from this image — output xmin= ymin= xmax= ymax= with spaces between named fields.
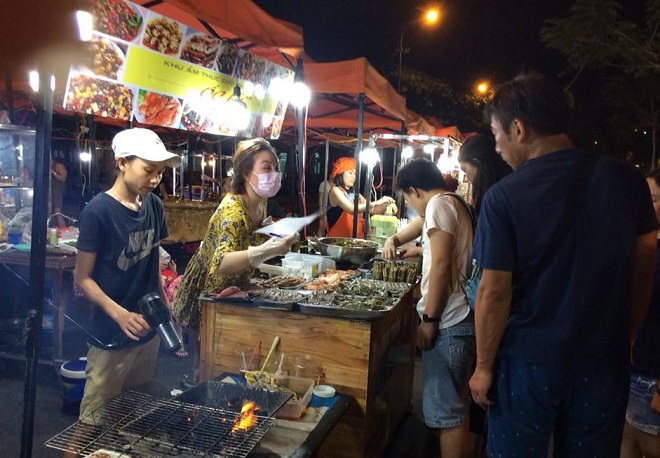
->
xmin=79 ymin=151 xmax=92 ymax=162
xmin=477 ymin=82 xmax=489 ymax=94
xmin=423 ymin=143 xmax=436 ymax=154
xmin=268 ymin=77 xmax=287 ymax=99
xmin=76 ymin=11 xmax=94 ymax=41
xmin=29 ymin=71 xmax=39 ymax=92
xmin=50 ymin=75 xmax=56 ymax=91
xmin=261 ymin=113 xmax=273 ymax=129
xmin=402 ymin=145 xmax=414 ymax=159
xmin=290 ymin=81 xmax=311 ymax=108
xmin=225 ymin=97 xmax=250 ymax=131
xmin=254 ymin=84 xmax=266 ymax=100
xmin=360 ymin=147 xmax=380 ymax=168
xmin=424 ymin=8 xmax=440 ymax=24
xmin=242 ymin=81 xmax=255 ymax=97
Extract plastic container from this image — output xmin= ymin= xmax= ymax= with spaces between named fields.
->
xmin=281 ymin=258 xmax=319 ymax=280
xmin=370 ymin=214 xmax=398 ymax=239
xmin=282 ymin=252 xmax=336 ymax=280
xmin=273 ymin=375 xmax=315 ymax=419
xmin=60 ymin=357 xmax=87 ymax=416
xmin=8 ymin=231 xmax=21 ymax=244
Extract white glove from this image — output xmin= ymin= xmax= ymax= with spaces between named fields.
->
xmin=247 ymin=234 xmax=298 ymax=267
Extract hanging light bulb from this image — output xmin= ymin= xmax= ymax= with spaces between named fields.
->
xmin=224 ymin=84 xmax=250 ymax=131
xmin=29 ymin=71 xmax=39 ymax=92
xmin=360 ymin=137 xmax=380 ymax=168
xmin=290 ymin=81 xmax=311 ymax=108
xmin=402 ymin=145 xmax=414 ymax=159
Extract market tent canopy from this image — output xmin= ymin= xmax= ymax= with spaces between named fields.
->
xmin=406 ymin=111 xmax=436 ymax=136
xmin=283 ymin=58 xmax=407 ymax=134
xmin=133 ymin=0 xmax=307 ymax=68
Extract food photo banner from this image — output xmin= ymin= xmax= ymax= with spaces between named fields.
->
xmin=62 ymin=0 xmax=294 ymax=138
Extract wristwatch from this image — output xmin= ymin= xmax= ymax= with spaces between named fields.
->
xmin=422 ymin=313 xmax=440 ymax=323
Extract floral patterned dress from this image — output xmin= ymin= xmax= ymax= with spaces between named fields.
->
xmin=172 ymin=193 xmax=265 ymax=331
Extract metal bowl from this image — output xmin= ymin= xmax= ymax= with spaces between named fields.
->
xmin=314 ymin=237 xmax=380 ymax=266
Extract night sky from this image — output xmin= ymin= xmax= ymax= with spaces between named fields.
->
xmin=254 ymin=0 xmax=575 ymax=91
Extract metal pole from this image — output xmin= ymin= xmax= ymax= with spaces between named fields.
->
xmin=398 ymin=29 xmax=404 ymax=93
xmin=352 ymin=93 xmax=365 ymax=238
xmin=363 ymin=166 xmax=374 ymax=239
xmin=5 ymin=73 xmax=15 ymax=123
xmin=320 ymin=139 xmax=330 ymax=236
xmin=20 ymin=68 xmax=53 ymax=458
xmin=297 ymin=104 xmax=305 ymax=221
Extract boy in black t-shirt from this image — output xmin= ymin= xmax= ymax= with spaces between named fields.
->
xmin=74 ymin=128 xmax=182 ymax=422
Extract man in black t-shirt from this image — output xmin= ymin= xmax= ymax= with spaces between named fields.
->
xmin=74 ymin=128 xmax=182 ymax=422
xmin=469 ymin=73 xmax=657 ymax=457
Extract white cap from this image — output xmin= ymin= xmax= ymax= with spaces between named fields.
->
xmin=112 ymin=128 xmax=182 ymax=168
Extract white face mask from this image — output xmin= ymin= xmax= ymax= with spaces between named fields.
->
xmin=249 ymin=171 xmax=282 ymax=198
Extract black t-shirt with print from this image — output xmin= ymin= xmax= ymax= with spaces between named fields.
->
xmin=77 ymin=192 xmax=168 ymax=349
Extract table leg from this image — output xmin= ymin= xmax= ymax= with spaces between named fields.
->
xmin=54 ymin=269 xmax=64 ymax=361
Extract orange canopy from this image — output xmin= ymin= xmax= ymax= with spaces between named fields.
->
xmin=284 ymin=58 xmax=407 ymax=134
xmin=133 ymin=0 xmax=308 ymax=67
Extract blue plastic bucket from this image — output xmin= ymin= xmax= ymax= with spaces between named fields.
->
xmin=60 ymin=357 xmax=87 ymax=416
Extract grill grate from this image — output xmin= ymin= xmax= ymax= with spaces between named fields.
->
xmin=45 ymin=391 xmax=275 ymax=457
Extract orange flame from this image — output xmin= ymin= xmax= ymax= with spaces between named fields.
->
xmin=231 ymin=401 xmax=258 ymax=432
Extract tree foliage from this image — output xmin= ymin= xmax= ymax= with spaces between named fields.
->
xmin=540 ymin=0 xmax=660 ymax=167
xmin=541 ymin=0 xmax=660 ymax=76
xmin=400 ymin=68 xmax=487 ymax=132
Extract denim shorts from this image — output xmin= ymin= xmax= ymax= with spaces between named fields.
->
xmin=626 ymin=372 xmax=660 ymax=435
xmin=421 ymin=315 xmax=475 ymax=429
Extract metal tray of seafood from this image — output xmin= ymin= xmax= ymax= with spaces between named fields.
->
xmin=348 ymin=278 xmax=413 ymax=295
xmin=200 ymin=294 xmax=258 ymax=305
xmin=256 ymin=289 xmax=310 ymax=310
xmin=254 ymin=298 xmax=298 ymax=311
xmin=297 ymin=301 xmax=394 ymax=321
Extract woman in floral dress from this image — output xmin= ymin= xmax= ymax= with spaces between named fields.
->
xmin=172 ymin=138 xmax=297 ymax=382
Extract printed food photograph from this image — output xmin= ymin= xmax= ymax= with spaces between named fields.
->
xmin=86 ymin=37 xmax=125 ymax=80
xmin=92 ymin=0 xmax=143 ymax=42
xmin=180 ymin=103 xmax=215 ymax=133
xmin=136 ymin=90 xmax=183 ymax=127
xmin=180 ymin=33 xmax=221 ymax=69
xmin=64 ymin=74 xmax=134 ymax=120
xmin=142 ymin=16 xmax=184 ymax=55
xmin=215 ymin=43 xmax=239 ymax=75
xmin=239 ymin=51 xmax=266 ymax=84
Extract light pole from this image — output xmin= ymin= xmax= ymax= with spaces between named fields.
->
xmin=397 ymin=6 xmax=441 ymax=93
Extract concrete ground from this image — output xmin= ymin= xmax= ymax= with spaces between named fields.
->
xmin=0 ymin=331 xmax=439 ymax=457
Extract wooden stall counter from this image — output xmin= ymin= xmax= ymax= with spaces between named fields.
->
xmin=199 ymin=289 xmax=417 ymax=458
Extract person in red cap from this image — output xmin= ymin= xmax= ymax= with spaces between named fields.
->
xmin=326 ymin=156 xmax=396 ymax=238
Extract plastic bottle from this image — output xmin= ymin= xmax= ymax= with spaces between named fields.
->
xmin=49 ymin=228 xmax=58 ymax=246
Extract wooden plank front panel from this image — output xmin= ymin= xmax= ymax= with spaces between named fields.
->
xmin=199 ymin=301 xmax=372 ymax=411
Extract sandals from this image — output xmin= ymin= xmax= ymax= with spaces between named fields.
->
xmin=174 ymin=347 xmax=189 ymax=358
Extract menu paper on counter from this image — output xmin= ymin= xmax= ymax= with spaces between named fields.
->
xmin=256 ymin=212 xmax=322 ymax=237
xmin=61 ymin=0 xmax=293 ymax=138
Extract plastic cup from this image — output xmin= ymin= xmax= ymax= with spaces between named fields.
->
xmin=235 ymin=346 xmax=261 ymax=372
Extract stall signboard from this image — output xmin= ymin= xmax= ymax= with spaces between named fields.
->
xmin=62 ymin=0 xmax=293 ymax=138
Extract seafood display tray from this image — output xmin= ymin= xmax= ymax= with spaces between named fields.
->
xmin=200 ymin=293 xmax=259 ymax=305
xmin=254 ymin=298 xmax=298 ymax=311
xmin=297 ymin=302 xmax=395 ymax=321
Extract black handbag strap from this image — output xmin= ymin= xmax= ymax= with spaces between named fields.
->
xmin=514 ymin=152 xmax=599 ymax=297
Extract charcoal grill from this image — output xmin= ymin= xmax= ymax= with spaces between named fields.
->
xmin=45 ymin=383 xmax=291 ymax=457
